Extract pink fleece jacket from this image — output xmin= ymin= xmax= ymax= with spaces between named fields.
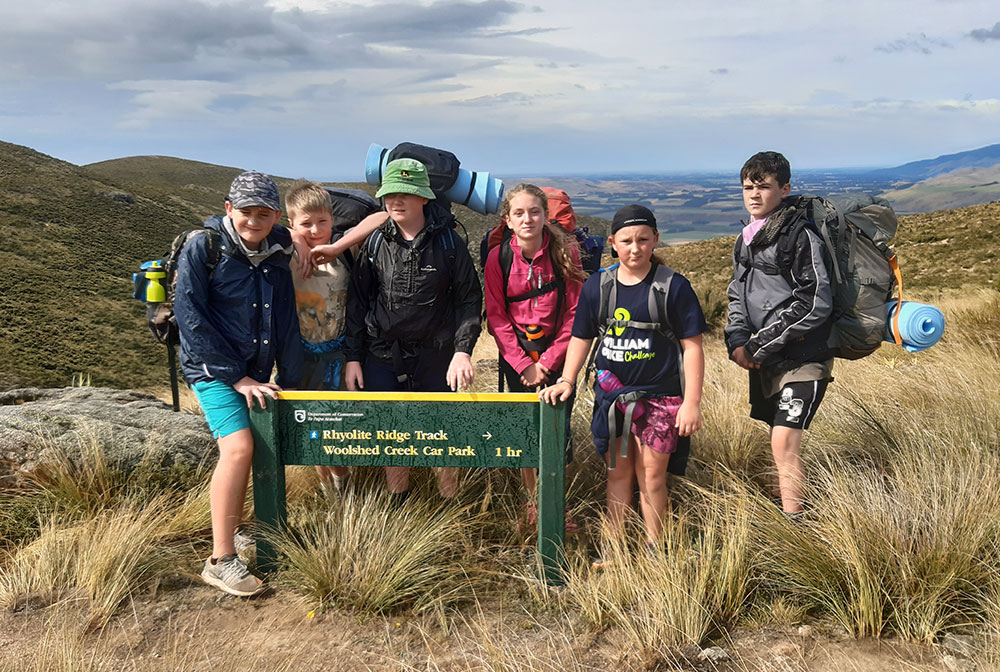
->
xmin=484 ymin=230 xmax=583 ymax=375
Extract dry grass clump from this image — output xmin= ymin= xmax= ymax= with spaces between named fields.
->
xmin=274 ymin=489 xmax=481 ymax=614
xmin=0 ymin=497 xmax=186 ymax=628
xmin=560 ymin=483 xmax=756 ymax=661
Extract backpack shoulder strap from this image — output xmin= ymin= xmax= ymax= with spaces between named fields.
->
xmin=365 ymin=229 xmax=385 ymax=264
xmin=647 ymin=263 xmax=676 ymax=337
xmin=585 ymin=266 xmax=618 ymax=387
xmin=498 ymin=229 xmax=514 ymax=303
xmin=203 ymin=229 xmax=223 ymax=270
xmin=438 ymin=227 xmax=459 ymax=268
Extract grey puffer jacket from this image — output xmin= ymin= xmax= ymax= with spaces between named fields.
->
xmin=724 ymin=207 xmax=833 ymax=370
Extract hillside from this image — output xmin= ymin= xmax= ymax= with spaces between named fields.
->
xmin=0 ymin=143 xmax=216 ymax=390
xmin=0 ymin=147 xmax=603 ymax=390
xmin=878 ymin=164 xmax=1000 ymax=213
xmin=2 ymin=142 xmax=997 ymax=390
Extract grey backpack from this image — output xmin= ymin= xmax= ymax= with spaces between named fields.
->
xmin=766 ymin=194 xmax=904 ymax=359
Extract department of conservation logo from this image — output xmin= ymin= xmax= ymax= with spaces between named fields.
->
xmin=294 ymin=410 xmax=307 ymax=423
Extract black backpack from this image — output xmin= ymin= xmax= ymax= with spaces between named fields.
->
xmin=324 ymin=186 xmax=380 ymax=269
xmin=131 ymin=222 xmax=225 ymax=412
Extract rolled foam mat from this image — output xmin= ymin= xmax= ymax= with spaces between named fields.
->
xmin=886 ymin=300 xmax=946 ymax=353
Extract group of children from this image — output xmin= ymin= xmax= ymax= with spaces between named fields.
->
xmin=176 ymin=150 xmax=832 ymax=596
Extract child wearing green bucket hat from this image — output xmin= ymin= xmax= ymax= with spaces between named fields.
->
xmin=344 ymin=158 xmax=483 ymax=502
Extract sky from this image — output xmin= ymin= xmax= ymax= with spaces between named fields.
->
xmin=2 ymin=0 xmax=999 ymax=181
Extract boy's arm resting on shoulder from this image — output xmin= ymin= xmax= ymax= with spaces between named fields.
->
xmin=173 ymin=236 xmax=244 ymax=385
xmin=745 ymin=230 xmax=833 ymax=364
xmin=677 ymin=334 xmax=704 ymax=436
xmin=312 ymin=212 xmax=390 ymax=265
xmin=484 ymin=248 xmax=534 ymax=374
xmin=451 ymin=247 xmax=483 ymax=356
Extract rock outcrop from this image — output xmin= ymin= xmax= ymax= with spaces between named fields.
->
xmin=0 ymin=387 xmax=214 ymax=477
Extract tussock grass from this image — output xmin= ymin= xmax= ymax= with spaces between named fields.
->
xmin=274 ymin=489 xmax=481 ymax=614
xmin=0 ymin=497 xmax=185 ymax=628
xmin=562 ymin=489 xmax=755 ymax=659
xmin=2 ymin=289 xmax=998 ymax=663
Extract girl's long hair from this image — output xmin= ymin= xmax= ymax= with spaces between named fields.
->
xmin=501 ymin=183 xmax=586 ymax=285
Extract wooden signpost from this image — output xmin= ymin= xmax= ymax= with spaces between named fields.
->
xmin=249 ymin=391 xmax=567 ymax=584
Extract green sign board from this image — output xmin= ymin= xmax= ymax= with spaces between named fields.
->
xmin=250 ymin=391 xmax=567 ymax=584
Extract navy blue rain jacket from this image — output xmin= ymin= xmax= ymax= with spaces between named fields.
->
xmin=174 ymin=217 xmax=303 ymax=388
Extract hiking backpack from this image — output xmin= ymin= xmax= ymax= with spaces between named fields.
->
xmin=542 ymin=187 xmax=605 ymax=275
xmin=132 ymin=224 xmax=223 ymax=345
xmin=738 ymin=194 xmax=904 ymax=360
xmin=324 ymin=186 xmax=380 ymax=269
xmin=478 ymin=187 xmax=605 ymax=274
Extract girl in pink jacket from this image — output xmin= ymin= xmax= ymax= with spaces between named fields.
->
xmin=484 ymin=183 xmax=586 ymax=523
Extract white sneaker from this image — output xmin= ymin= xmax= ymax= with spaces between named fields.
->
xmin=201 ymin=554 xmax=264 ymax=597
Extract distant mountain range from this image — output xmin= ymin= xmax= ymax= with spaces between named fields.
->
xmin=872 ymin=143 xmax=1000 ymax=181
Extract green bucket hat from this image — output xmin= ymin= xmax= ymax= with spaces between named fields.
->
xmin=375 ymin=158 xmax=436 ymax=200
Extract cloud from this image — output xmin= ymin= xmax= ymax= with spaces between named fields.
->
xmin=875 ymin=32 xmax=951 ymax=55
xmin=0 ymin=0 xmax=571 ymax=83
xmin=969 ymin=21 xmax=1000 ymax=41
xmin=710 ymin=68 xmax=729 ymax=75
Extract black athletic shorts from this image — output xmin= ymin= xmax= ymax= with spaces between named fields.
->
xmin=749 ymin=375 xmax=829 ymax=429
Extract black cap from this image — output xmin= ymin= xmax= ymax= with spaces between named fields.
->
xmin=611 ymin=204 xmax=657 ymax=234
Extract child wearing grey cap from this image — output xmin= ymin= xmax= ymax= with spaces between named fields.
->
xmin=174 ymin=169 xmax=303 ymax=596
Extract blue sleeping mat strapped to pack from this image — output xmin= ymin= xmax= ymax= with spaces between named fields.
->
xmin=885 ymin=300 xmax=946 ymax=353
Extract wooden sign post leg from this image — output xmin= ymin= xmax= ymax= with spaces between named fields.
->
xmin=537 ymin=400 xmax=566 ymax=586
xmin=249 ymin=401 xmax=286 ymax=574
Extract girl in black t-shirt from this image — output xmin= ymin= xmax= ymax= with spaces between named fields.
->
xmin=541 ymin=205 xmax=706 ymax=552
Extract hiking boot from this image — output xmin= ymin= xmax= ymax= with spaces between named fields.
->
xmin=201 ymin=554 xmax=264 ymax=597
xmin=591 ymin=556 xmax=608 ymax=571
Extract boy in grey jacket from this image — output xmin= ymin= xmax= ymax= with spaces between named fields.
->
xmin=724 ymin=151 xmax=833 ymax=516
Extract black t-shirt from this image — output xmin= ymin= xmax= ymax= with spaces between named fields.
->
xmin=572 ymin=265 xmax=707 ymax=394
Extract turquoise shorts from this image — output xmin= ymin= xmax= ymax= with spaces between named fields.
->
xmin=192 ymin=379 xmax=250 ymax=439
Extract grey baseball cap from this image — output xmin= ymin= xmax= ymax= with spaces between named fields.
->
xmin=228 ymin=170 xmax=281 ymax=211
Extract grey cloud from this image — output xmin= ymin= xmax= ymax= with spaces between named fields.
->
xmin=0 ymin=0 xmax=576 ymax=83
xmin=875 ymin=32 xmax=950 ymax=54
xmin=969 ymin=22 xmax=1000 ymax=41
xmin=710 ymin=68 xmax=729 ymax=75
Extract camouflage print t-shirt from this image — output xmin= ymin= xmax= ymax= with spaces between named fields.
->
xmin=292 ymin=254 xmax=350 ymax=344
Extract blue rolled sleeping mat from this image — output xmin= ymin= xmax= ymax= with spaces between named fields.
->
xmin=886 ymin=300 xmax=946 ymax=353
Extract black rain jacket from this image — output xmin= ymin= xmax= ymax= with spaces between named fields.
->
xmin=345 ymin=204 xmax=482 ymax=366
